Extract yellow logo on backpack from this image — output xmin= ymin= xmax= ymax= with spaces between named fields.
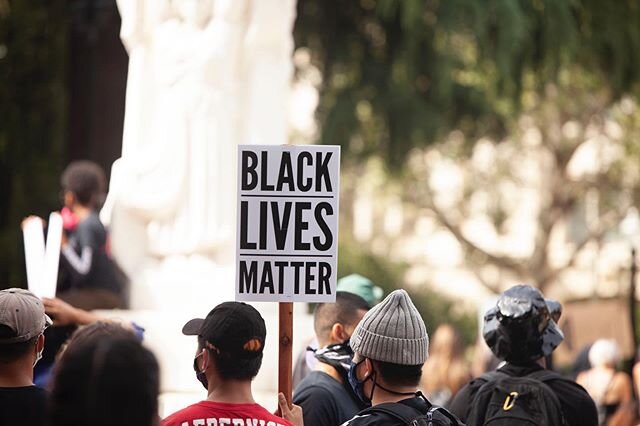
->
xmin=503 ymin=392 xmax=518 ymax=411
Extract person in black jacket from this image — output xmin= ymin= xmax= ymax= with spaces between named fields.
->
xmin=449 ymin=284 xmax=598 ymax=426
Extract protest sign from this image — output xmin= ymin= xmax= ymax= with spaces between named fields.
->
xmin=236 ymin=145 xmax=340 ymax=303
xmin=22 ymin=213 xmax=62 ymax=298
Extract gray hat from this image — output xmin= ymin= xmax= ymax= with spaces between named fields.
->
xmin=350 ymin=289 xmax=429 ymax=365
xmin=0 ymin=288 xmax=52 ymax=344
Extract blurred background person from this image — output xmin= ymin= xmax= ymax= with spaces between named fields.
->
xmin=49 ymin=325 xmax=159 ymax=426
xmin=577 ymin=339 xmax=634 ymax=426
xmin=420 ymin=324 xmax=470 ymax=407
xmin=58 ymin=160 xmax=125 ymax=310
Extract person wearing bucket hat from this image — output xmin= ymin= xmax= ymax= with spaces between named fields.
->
xmin=162 ymin=301 xmax=301 ymax=426
xmin=449 ymin=284 xmax=597 ymax=426
xmin=342 ymin=289 xmax=463 ymax=426
xmin=0 ymin=288 xmax=52 ymax=426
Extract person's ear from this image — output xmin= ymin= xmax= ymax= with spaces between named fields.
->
xmin=64 ymin=191 xmax=75 ymax=208
xmin=201 ymin=349 xmax=210 ymax=372
xmin=363 ymin=358 xmax=374 ymax=378
xmin=330 ymin=323 xmax=349 ymax=343
xmin=36 ymin=334 xmax=45 ymax=353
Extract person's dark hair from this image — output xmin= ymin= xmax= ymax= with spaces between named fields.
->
xmin=0 ymin=324 xmax=38 ymax=363
xmin=374 ymin=360 xmax=423 ymax=387
xmin=61 ymin=160 xmax=107 ymax=208
xmin=59 ymin=321 xmax=135 ymax=359
xmin=50 ymin=334 xmax=159 ymax=426
xmin=314 ymin=291 xmax=370 ymax=342
xmin=198 ymin=336 xmax=262 ymax=380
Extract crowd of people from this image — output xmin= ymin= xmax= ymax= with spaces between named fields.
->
xmin=5 ymin=277 xmax=640 ymax=426
xmin=1 ymin=160 xmax=638 ymax=425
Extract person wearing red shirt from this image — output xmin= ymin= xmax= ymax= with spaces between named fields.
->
xmin=162 ymin=301 xmax=301 ymax=426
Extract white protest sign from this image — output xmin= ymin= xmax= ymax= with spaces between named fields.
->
xmin=236 ymin=145 xmax=340 ymax=302
xmin=22 ymin=213 xmax=62 ymax=298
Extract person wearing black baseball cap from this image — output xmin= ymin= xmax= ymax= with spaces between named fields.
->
xmin=162 ymin=301 xmax=302 ymax=426
xmin=449 ymin=284 xmax=597 ymax=426
xmin=0 ymin=288 xmax=52 ymax=426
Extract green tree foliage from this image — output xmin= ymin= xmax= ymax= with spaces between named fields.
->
xmin=338 ymin=239 xmax=477 ymax=346
xmin=0 ymin=2 xmax=68 ymax=287
xmin=294 ymin=0 xmax=640 ymax=169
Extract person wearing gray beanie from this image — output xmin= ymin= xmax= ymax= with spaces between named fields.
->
xmin=342 ymin=289 xmax=463 ymax=426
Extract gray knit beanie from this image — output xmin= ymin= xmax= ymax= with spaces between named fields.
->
xmin=350 ymin=289 xmax=429 ymax=365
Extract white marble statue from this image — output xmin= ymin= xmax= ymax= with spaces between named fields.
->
xmin=102 ymin=0 xmax=297 ymax=308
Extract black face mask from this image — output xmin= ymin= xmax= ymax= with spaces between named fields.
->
xmin=193 ymin=352 xmax=208 ymax=390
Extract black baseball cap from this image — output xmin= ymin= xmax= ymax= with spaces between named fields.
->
xmin=182 ymin=302 xmax=266 ymax=359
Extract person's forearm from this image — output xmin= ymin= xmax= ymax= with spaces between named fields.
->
xmin=71 ymin=306 xmax=101 ymax=325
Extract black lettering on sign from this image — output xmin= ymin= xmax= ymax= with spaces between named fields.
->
xmin=296 ymin=152 xmax=313 ymax=191
xmin=294 ymin=202 xmax=311 ymax=250
xmin=274 ymin=261 xmax=288 ymax=294
xmin=276 ymin=152 xmax=295 ymax=191
xmin=313 ymin=202 xmax=333 ymax=251
xmin=259 ymin=201 xmax=268 ymax=250
xmin=239 ymin=202 xmax=256 ymax=249
xmin=260 ymin=151 xmax=274 ymax=191
xmin=259 ymin=262 xmax=275 ymax=294
xmin=239 ymin=261 xmax=257 ymax=294
xmin=305 ymin=262 xmax=316 ymax=295
xmin=271 ymin=202 xmax=292 ymax=250
xmin=241 ymin=151 xmax=258 ymax=190
xmin=315 ymin=152 xmax=333 ymax=191
xmin=291 ymin=261 xmax=304 ymax=294
xmin=319 ymin=262 xmax=332 ymax=295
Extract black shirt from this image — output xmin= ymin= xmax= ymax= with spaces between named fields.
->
xmin=449 ymin=363 xmax=598 ymax=426
xmin=294 ymin=370 xmax=364 ymax=426
xmin=59 ymin=212 xmax=122 ymax=295
xmin=0 ymin=386 xmax=48 ymax=426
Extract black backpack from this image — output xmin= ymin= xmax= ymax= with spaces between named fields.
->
xmin=359 ymin=397 xmax=464 ymax=426
xmin=465 ymin=369 xmax=567 ymax=426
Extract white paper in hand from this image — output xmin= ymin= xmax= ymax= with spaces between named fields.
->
xmin=22 ymin=213 xmax=62 ymax=298
xmin=41 ymin=212 xmax=62 ymax=298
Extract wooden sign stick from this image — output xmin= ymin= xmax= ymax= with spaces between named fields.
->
xmin=278 ymin=302 xmax=294 ymax=408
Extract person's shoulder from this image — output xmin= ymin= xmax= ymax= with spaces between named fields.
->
xmin=162 ymin=402 xmax=207 ymax=425
xmin=246 ymin=403 xmax=294 ymax=425
xmin=544 ymin=375 xmax=598 ymax=424
xmin=298 ymin=370 xmax=339 ymax=387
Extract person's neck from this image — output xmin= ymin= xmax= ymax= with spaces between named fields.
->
xmin=316 ymin=361 xmax=343 ymax=384
xmin=371 ymin=382 xmax=417 ymax=405
xmin=207 ymin=379 xmax=255 ymax=404
xmin=72 ymin=205 xmax=92 ymax=221
xmin=0 ymin=359 xmax=34 ymax=387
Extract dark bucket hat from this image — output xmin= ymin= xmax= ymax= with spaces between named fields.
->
xmin=483 ymin=284 xmax=564 ymax=364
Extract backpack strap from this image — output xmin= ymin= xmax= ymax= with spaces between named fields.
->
xmin=359 ymin=401 xmax=421 ymax=424
xmin=425 ymin=406 xmax=464 ymax=426
xmin=360 ymin=402 xmax=461 ymax=426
